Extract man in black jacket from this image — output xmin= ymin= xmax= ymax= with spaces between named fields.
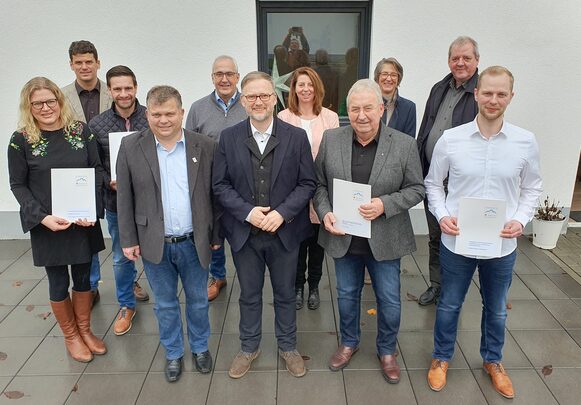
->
xmin=416 ymin=36 xmax=480 ymax=306
xmin=89 ymin=65 xmax=150 ymax=334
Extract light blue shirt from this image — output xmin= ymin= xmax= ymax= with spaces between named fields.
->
xmin=214 ymin=90 xmax=239 ymax=113
xmin=155 ymin=131 xmax=193 ymax=236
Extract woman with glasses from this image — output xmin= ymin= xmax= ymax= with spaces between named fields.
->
xmin=374 ymin=58 xmax=416 ymax=137
xmin=8 ymin=77 xmax=106 ymax=362
xmin=278 ymin=67 xmax=339 ymax=310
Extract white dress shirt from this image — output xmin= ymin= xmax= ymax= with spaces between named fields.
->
xmin=250 ymin=120 xmax=273 ymax=154
xmin=425 ymin=118 xmax=543 ymax=257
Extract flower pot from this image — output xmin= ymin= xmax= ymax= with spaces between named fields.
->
xmin=532 ymin=218 xmax=565 ymax=249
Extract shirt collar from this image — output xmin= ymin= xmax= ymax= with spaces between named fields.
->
xmin=470 ymin=117 xmax=508 ymax=139
xmin=448 ymin=77 xmax=467 ymax=91
xmin=250 ymin=119 xmax=274 ymax=137
xmin=214 ymin=90 xmax=238 ymax=107
xmin=75 ymin=80 xmax=100 ymax=94
xmin=154 ymin=129 xmax=185 ymax=150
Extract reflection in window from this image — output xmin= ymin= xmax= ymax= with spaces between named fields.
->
xmin=258 ymin=2 xmax=372 ymax=118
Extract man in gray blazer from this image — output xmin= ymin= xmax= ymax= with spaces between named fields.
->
xmin=314 ymin=79 xmax=424 ymax=384
xmin=116 ymin=85 xmax=221 ymax=383
xmin=61 ymin=40 xmax=113 ymax=306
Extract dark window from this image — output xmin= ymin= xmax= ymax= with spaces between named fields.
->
xmin=257 ymin=1 xmax=372 ymax=120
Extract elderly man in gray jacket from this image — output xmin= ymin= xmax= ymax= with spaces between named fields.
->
xmin=314 ymin=79 xmax=424 ymax=384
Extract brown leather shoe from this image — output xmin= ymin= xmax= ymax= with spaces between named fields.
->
xmin=50 ymin=297 xmax=93 ymax=363
xmin=329 ymin=345 xmax=358 ymax=371
xmin=427 ymin=358 xmax=449 ymax=391
xmin=379 ymin=354 xmax=400 ymax=384
xmin=207 ymin=277 xmax=227 ymax=301
xmin=114 ymin=307 xmax=136 ymax=336
xmin=71 ymin=291 xmax=107 ymax=355
xmin=133 ymin=281 xmax=149 ymax=301
xmin=483 ymin=362 xmax=515 ymax=399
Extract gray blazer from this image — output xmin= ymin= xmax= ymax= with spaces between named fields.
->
xmin=116 ymin=128 xmax=221 ymax=268
xmin=61 ymin=80 xmax=113 ymax=123
xmin=314 ymin=123 xmax=425 ymax=261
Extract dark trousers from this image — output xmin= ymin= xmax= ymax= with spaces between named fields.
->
xmin=45 ymin=262 xmax=91 ymax=301
xmin=232 ymin=232 xmax=299 ymax=353
xmin=296 ymin=223 xmax=324 ymax=290
xmin=424 ymin=199 xmax=442 ymax=287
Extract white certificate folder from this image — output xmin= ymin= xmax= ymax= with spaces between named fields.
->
xmin=51 ymin=168 xmax=96 ymax=222
xmin=455 ymin=197 xmax=507 ymax=258
xmin=332 ymin=178 xmax=371 ymax=238
xmin=108 ymin=131 xmax=135 ymax=181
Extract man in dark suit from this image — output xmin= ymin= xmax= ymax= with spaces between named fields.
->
xmin=117 ymin=85 xmax=221 ymax=383
xmin=314 ymin=79 xmax=424 ymax=383
xmin=213 ymin=71 xmax=316 ymax=379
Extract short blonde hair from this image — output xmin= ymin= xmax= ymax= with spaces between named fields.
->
xmin=18 ymin=77 xmax=76 ymax=144
xmin=478 ymin=65 xmax=514 ymax=91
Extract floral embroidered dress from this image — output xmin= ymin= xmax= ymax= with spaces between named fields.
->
xmin=8 ymin=121 xmax=105 ymax=267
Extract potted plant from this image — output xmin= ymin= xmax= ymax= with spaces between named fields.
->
xmin=532 ymin=196 xmax=566 ymax=249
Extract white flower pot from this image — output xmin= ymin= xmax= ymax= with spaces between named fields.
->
xmin=532 ymin=218 xmax=565 ymax=249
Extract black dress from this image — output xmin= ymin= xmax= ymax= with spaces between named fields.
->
xmin=8 ymin=121 xmax=105 ymax=267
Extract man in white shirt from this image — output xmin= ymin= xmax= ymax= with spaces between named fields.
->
xmin=424 ymin=66 xmax=543 ymax=399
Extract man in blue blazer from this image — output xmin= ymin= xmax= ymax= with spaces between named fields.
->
xmin=213 ymin=71 xmax=316 ymax=379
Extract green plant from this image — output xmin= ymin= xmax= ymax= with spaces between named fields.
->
xmin=535 ymin=196 xmax=565 ymax=221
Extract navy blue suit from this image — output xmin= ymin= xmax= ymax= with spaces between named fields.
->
xmin=381 ymin=94 xmax=416 ymax=138
xmin=212 ymin=117 xmax=316 ymax=353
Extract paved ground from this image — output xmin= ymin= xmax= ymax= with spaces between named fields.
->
xmin=1 ymin=232 xmax=581 ymax=404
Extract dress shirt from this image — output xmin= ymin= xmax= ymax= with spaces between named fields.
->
xmin=250 ymin=120 xmax=274 ymax=154
xmin=75 ymin=81 xmax=101 ymax=123
xmin=214 ymin=90 xmax=239 ymax=114
xmin=155 ymin=131 xmax=193 ymax=236
xmin=300 ymin=118 xmax=314 ymax=146
xmin=425 ymin=118 xmax=543 ymax=257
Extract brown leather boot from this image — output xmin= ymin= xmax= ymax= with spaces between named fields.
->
xmin=50 ymin=297 xmax=93 ymax=362
xmin=71 ymin=291 xmax=107 ymax=355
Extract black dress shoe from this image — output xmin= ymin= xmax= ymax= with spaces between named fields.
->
xmin=193 ymin=350 xmax=213 ymax=373
xmin=165 ymin=357 xmax=183 ymax=382
xmin=307 ymin=288 xmax=320 ymax=310
xmin=295 ymin=288 xmax=304 ymax=310
xmin=418 ymin=286 xmax=441 ymax=306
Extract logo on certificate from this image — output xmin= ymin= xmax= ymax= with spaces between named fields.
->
xmin=75 ymin=176 xmax=88 ymax=186
xmin=352 ymin=191 xmax=365 ymax=202
xmin=483 ymin=207 xmax=497 ymax=218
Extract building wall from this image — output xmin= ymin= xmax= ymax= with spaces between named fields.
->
xmin=1 ymin=0 xmax=580 ymax=238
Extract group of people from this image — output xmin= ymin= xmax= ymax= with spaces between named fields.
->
xmin=7 ymin=35 xmax=542 ymax=400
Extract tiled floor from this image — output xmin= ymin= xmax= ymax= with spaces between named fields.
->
xmin=1 ymin=232 xmax=581 ymax=404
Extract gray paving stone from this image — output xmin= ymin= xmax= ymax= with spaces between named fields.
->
xmin=0 ymin=375 xmax=78 ymax=405
xmin=511 ymin=330 xmax=581 ymax=367
xmin=149 ymin=334 xmax=219 ymax=372
xmin=519 ymin=274 xmax=569 ymax=299
xmin=399 ymin=301 xmax=436 ymax=332
xmin=18 ymin=336 xmax=88 ymax=376
xmin=0 ymin=305 xmax=56 ymax=337
xmin=136 ymin=372 xmax=211 ymax=405
xmin=0 ymin=280 xmax=41 ymax=306
xmin=538 ymin=367 xmax=581 ymax=405
xmin=0 ymin=377 xmax=10 ymax=394
xmin=207 ymin=371 xmax=276 ymax=404
xmin=541 ymin=299 xmax=581 ymax=329
xmin=508 ymin=275 xmax=538 ymax=300
xmin=401 ymin=254 xmax=422 ymax=275
xmin=65 ymin=373 xmax=145 ymax=405
xmin=513 ymin=252 xmax=543 ymax=274
xmin=0 ymin=306 xmax=13 ymax=323
xmin=293 ymin=331 xmax=339 ymax=371
xmin=457 ymin=300 xmax=486 ymax=331
xmin=0 ymin=240 xmax=30 ymax=261
xmin=278 ymin=370 xmax=346 ymax=405
xmin=0 ymin=259 xmax=42 ymax=281
xmin=506 ymin=300 xmax=561 ymax=330
xmin=84 ymin=334 xmax=159 ymax=373
xmin=457 ymin=330 xmax=532 ymax=369
xmin=0 ymin=337 xmax=42 ymax=377
xmin=474 ymin=368 xmax=558 ymax=404
xmin=344 ymin=369 xmax=416 ymax=404
xmin=408 ymin=369 xmax=488 ymax=405
xmin=547 ymin=273 xmax=581 ymax=298
xmin=296 ymin=300 xmax=336 ymax=332
xmin=398 ymin=331 xmax=468 ymax=370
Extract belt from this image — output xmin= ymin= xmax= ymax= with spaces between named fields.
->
xmin=164 ymin=232 xmax=193 ymax=244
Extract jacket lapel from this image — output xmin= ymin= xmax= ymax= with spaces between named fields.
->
xmin=340 ymin=127 xmax=353 ymax=182
xmin=270 ymin=118 xmax=287 ymax=186
xmin=185 ymin=131 xmax=200 ymax=199
xmin=239 ymin=120 xmax=256 ymax=192
xmin=139 ymin=129 xmax=162 ymax=191
xmin=368 ymin=124 xmax=393 ymax=187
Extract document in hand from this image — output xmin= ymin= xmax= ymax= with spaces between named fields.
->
xmin=51 ymin=168 xmax=96 ymax=222
xmin=332 ymin=178 xmax=371 ymax=238
xmin=108 ymin=131 xmax=135 ymax=181
xmin=455 ymin=197 xmax=507 ymax=258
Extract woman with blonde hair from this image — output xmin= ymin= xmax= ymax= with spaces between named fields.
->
xmin=8 ymin=77 xmax=106 ymax=362
xmin=278 ymin=66 xmax=339 ymax=310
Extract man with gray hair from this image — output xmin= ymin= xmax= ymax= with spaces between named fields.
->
xmin=416 ymin=36 xmax=480 ymax=306
xmin=117 ymin=85 xmax=221 ymax=382
xmin=314 ymin=79 xmax=424 ymax=383
xmin=185 ymin=55 xmax=247 ymax=301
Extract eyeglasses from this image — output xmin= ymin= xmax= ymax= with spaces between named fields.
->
xmin=379 ymin=72 xmax=399 ymax=80
xmin=212 ymin=71 xmax=238 ymax=79
xmin=30 ymin=99 xmax=58 ymax=110
xmin=243 ymin=93 xmax=273 ymax=102
xmin=348 ymin=105 xmax=380 ymax=115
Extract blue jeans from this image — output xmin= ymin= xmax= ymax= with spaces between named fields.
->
xmin=106 ymin=210 xmax=137 ymax=309
xmin=209 ymin=245 xmax=226 ymax=280
xmin=334 ymin=254 xmax=401 ymax=355
xmin=142 ymin=238 xmax=210 ymax=360
xmin=89 ymin=253 xmax=100 ymax=291
xmin=433 ymin=244 xmax=516 ymax=363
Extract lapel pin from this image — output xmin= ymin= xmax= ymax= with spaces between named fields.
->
xmin=192 ymin=157 xmax=198 ymax=163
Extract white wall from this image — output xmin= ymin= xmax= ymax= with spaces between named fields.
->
xmin=1 ymin=0 xmax=580 ymax=237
